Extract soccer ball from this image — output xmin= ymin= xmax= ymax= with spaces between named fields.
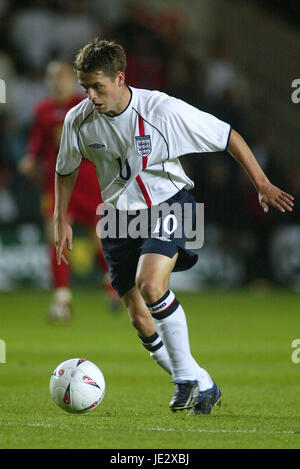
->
xmin=50 ymin=358 xmax=105 ymax=413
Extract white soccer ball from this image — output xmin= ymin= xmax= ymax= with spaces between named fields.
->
xmin=50 ymin=358 xmax=105 ymax=413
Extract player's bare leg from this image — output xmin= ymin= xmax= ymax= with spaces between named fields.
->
xmin=122 ymin=286 xmax=155 ymax=337
xmin=45 ymin=215 xmax=72 ymax=322
xmin=90 ymin=228 xmax=120 ymax=311
xmin=135 ymin=253 xmax=177 ymax=305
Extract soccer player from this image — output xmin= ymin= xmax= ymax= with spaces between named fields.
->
xmin=19 ymin=61 xmax=119 ymax=321
xmin=54 ymin=39 xmax=294 ymax=413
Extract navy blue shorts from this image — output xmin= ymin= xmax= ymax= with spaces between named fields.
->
xmin=101 ymin=189 xmax=198 ymax=297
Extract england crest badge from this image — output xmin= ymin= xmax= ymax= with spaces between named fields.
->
xmin=135 ymin=135 xmax=152 ymax=157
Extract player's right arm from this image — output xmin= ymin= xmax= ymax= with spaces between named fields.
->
xmin=54 ymin=170 xmax=78 ymax=265
xmin=54 ymin=107 xmax=82 ymax=265
xmin=227 ymin=129 xmax=294 ymax=213
xmin=154 ymin=96 xmax=294 ymax=214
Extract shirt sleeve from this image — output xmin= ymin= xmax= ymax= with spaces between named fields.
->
xmin=55 ymin=110 xmax=82 ymax=176
xmin=154 ymin=96 xmax=232 ymax=159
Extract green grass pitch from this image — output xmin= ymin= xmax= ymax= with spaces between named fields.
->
xmin=0 ymin=287 xmax=300 ymax=449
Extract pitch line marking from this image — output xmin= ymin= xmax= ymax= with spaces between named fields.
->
xmin=0 ymin=422 xmax=297 ymax=434
xmin=146 ymin=427 xmax=296 ymax=435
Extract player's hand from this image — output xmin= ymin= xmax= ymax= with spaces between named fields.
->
xmin=258 ymin=182 xmax=294 ymax=214
xmin=54 ymin=219 xmax=73 ymax=265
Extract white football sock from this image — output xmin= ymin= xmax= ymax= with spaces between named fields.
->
xmin=54 ymin=287 xmax=72 ymax=304
xmin=147 ymin=290 xmax=214 ymax=389
xmin=138 ymin=331 xmax=173 ymax=376
xmin=147 ymin=290 xmax=196 ymax=382
xmin=139 ymin=330 xmax=213 ymax=390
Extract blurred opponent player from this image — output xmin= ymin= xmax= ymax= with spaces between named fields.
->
xmin=19 ymin=61 xmax=119 ymax=321
xmin=54 ymin=39 xmax=294 ymax=413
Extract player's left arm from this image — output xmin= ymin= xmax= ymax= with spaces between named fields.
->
xmin=227 ymin=129 xmax=294 ymax=213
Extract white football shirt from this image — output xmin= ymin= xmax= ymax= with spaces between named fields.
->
xmin=56 ymin=86 xmax=231 ymax=210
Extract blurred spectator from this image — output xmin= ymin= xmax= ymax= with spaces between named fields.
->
xmin=0 ymin=111 xmax=25 ymax=224
xmin=0 ymin=0 xmax=9 ymax=16
xmin=203 ymin=36 xmax=245 ymax=106
xmin=53 ymin=0 xmax=99 ymax=63
xmin=165 ymin=52 xmax=204 ymax=107
xmin=0 ymin=113 xmax=43 ymax=226
xmin=9 ymin=65 xmax=46 ymax=132
xmin=0 ymin=172 xmax=18 ymax=224
xmin=203 ymin=86 xmax=246 ymax=136
xmin=112 ymin=3 xmax=169 ymax=91
xmin=0 ymin=135 xmax=18 ymax=224
xmin=10 ymin=0 xmax=57 ymax=70
xmin=235 ymin=126 xmax=291 ymax=282
xmin=88 ymin=0 xmax=126 ymax=34
xmin=125 ymin=32 xmax=168 ymax=91
xmin=193 ymin=153 xmax=239 ymax=226
xmin=0 ymin=182 xmax=18 ymax=225
xmin=238 ymin=126 xmax=290 ymax=226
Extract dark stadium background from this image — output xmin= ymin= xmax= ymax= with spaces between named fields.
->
xmin=0 ymin=0 xmax=299 ymax=292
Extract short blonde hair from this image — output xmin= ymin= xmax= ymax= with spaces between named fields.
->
xmin=74 ymin=38 xmax=126 ymax=78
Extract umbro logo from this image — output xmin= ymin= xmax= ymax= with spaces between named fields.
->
xmin=88 ymin=143 xmax=105 ymax=149
xmin=151 ymin=302 xmax=167 ymax=312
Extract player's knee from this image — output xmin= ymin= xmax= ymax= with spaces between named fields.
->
xmin=135 ymin=274 xmax=166 ymax=304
